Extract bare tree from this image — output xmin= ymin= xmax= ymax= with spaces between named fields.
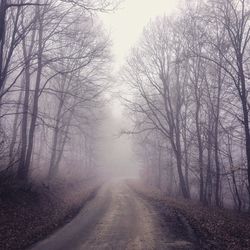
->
xmin=123 ymin=17 xmax=191 ymax=198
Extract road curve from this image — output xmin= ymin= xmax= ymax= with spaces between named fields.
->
xmin=30 ymin=180 xmax=195 ymax=250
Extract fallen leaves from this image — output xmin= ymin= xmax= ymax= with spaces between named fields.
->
xmin=128 ymin=180 xmax=250 ymax=250
xmin=0 ymin=179 xmax=100 ymax=250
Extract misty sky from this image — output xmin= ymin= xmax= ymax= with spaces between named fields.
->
xmin=98 ymin=0 xmax=181 ymax=177
xmin=100 ymin=0 xmax=182 ymax=117
xmin=100 ymin=0 xmax=181 ymax=67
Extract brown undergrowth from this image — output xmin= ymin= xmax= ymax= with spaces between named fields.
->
xmin=0 ymin=177 xmax=101 ymax=250
xmin=128 ymin=180 xmax=250 ymax=250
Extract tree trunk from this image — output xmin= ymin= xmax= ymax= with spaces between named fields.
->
xmin=0 ymin=0 xmax=7 ymax=87
xmin=196 ymin=104 xmax=204 ymax=203
xmin=17 ymin=17 xmax=37 ymax=181
xmin=205 ymin=133 xmax=213 ymax=205
xmin=214 ymin=98 xmax=221 ymax=207
xmin=17 ymin=61 xmax=31 ymax=181
xmin=9 ymin=86 xmax=23 ymax=164
xmin=49 ymin=113 xmax=72 ymax=180
xmin=238 ymin=55 xmax=250 ymax=210
xmin=48 ymin=98 xmax=64 ymax=180
xmin=157 ymin=144 xmax=162 ymax=190
xmin=173 ymin=130 xmax=190 ymax=199
xmin=183 ymin=104 xmax=190 ymax=195
xmin=22 ymin=7 xmax=44 ymax=180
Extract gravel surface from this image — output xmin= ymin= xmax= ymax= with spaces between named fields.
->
xmin=31 ymin=180 xmax=197 ymax=250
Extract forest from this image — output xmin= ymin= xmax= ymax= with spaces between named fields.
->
xmin=123 ymin=0 xmax=250 ymax=212
xmin=0 ymin=0 xmax=114 ymax=185
xmin=1 ymin=0 xmax=250 ymax=249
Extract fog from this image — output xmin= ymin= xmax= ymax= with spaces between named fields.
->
xmin=96 ymin=0 xmax=182 ymax=179
xmin=2 ymin=1 xmax=250 ymax=249
xmin=97 ymin=98 xmax=140 ymax=179
xmin=1 ymin=0 xmax=250 ymax=213
xmin=100 ymin=0 xmax=181 ymax=67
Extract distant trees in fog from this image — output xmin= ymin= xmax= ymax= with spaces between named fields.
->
xmin=123 ymin=0 xmax=250 ymax=211
xmin=0 ymin=0 xmax=114 ymax=184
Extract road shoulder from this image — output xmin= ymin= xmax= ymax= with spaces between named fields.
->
xmin=127 ymin=180 xmax=250 ymax=250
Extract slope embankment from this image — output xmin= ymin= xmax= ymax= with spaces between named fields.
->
xmin=0 ymin=178 xmax=101 ymax=250
xmin=128 ymin=180 xmax=250 ymax=250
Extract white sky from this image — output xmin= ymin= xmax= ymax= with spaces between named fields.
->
xmin=98 ymin=0 xmax=182 ymax=177
xmin=100 ymin=0 xmax=182 ymax=118
xmin=100 ymin=0 xmax=181 ymax=67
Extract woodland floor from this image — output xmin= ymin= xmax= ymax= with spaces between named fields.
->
xmin=128 ymin=180 xmax=250 ymax=250
xmin=0 ymin=177 xmax=100 ymax=250
xmin=1 ymin=178 xmax=250 ymax=250
xmin=30 ymin=179 xmax=197 ymax=250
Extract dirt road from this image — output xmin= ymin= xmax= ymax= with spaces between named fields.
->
xmin=30 ymin=180 xmax=196 ymax=250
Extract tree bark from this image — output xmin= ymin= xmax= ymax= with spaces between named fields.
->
xmin=17 ymin=50 xmax=32 ymax=181
xmin=48 ymin=97 xmax=64 ymax=180
xmin=9 ymin=85 xmax=23 ymax=165
xmin=0 ymin=0 xmax=7 ymax=83
xmin=24 ymin=12 xmax=44 ymax=176
xmin=49 ymin=112 xmax=72 ymax=180
xmin=17 ymin=15 xmax=37 ymax=181
xmin=214 ymin=65 xmax=222 ymax=207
